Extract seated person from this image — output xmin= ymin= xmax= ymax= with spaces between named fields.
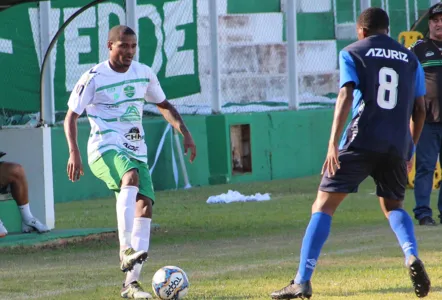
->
xmin=0 ymin=152 xmax=50 ymax=237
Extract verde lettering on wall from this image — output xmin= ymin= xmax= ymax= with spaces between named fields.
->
xmin=0 ymin=0 xmax=199 ymax=113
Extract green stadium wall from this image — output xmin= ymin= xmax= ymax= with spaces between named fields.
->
xmin=51 ymin=109 xmax=333 ymax=203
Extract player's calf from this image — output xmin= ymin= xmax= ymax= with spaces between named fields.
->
xmin=270 ymin=280 xmax=312 ymax=299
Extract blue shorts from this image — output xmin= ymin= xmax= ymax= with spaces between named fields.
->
xmin=319 ymin=148 xmax=407 ymax=200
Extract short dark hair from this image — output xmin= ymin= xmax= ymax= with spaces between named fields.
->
xmin=108 ymin=25 xmax=136 ymax=42
xmin=357 ymin=7 xmax=389 ymax=32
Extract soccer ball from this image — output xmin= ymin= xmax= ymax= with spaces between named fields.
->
xmin=152 ymin=266 xmax=189 ymax=299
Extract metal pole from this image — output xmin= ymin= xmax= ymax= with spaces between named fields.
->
xmin=173 ymin=129 xmax=191 ymax=189
xmin=287 ymin=0 xmax=299 ymax=110
xmin=125 ymin=0 xmax=138 ymax=61
xmin=39 ymin=1 xmax=54 ymax=125
xmin=39 ymin=0 xmax=108 ymax=127
xmin=405 ymin=0 xmax=410 ymax=31
xmin=414 ymin=0 xmax=418 ymax=22
xmin=209 ymin=0 xmax=221 ymax=114
xmin=360 ymin=0 xmax=371 ymax=11
xmin=352 ymin=0 xmax=357 ymax=22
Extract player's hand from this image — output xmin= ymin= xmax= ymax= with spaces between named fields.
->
xmin=321 ymin=144 xmax=340 ymax=177
xmin=407 ymin=159 xmax=413 ymax=174
xmin=183 ymin=132 xmax=197 ymax=163
xmin=67 ymin=149 xmax=84 ymax=182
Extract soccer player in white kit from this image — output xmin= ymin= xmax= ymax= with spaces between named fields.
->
xmin=64 ymin=25 xmax=197 ymax=299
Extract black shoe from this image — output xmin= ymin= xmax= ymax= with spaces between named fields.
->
xmin=270 ymin=280 xmax=312 ymax=299
xmin=407 ymin=256 xmax=431 ymax=298
xmin=419 ymin=216 xmax=436 ymax=226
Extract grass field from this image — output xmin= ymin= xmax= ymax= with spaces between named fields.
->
xmin=1 ymin=175 xmax=442 ymax=299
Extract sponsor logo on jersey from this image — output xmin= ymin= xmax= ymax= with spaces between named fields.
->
xmin=105 ymin=104 xmax=119 ymax=109
xmin=365 ymin=48 xmax=409 ymax=62
xmin=125 ymin=127 xmax=142 ymax=141
xmin=426 ymin=51 xmax=435 ymax=57
xmin=123 ymin=142 xmax=139 ymax=152
xmin=120 ymin=105 xmax=141 ymax=122
xmin=124 ymin=85 xmax=136 ymax=98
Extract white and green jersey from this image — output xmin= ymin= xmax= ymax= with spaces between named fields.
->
xmin=68 ymin=60 xmax=166 ymax=164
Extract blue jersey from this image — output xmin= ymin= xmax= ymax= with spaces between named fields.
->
xmin=339 ymin=34 xmax=426 ymax=160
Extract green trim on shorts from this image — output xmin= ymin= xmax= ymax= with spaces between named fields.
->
xmin=89 ymin=150 xmax=155 ymax=202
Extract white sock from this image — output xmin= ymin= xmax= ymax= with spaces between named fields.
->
xmin=18 ymin=203 xmax=33 ymax=223
xmin=116 ymin=186 xmax=138 ymax=251
xmin=125 ymin=217 xmax=151 ymax=286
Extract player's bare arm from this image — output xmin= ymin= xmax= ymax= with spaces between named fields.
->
xmin=64 ymin=109 xmax=84 ymax=182
xmin=410 ymin=96 xmax=426 ymax=145
xmin=322 ymin=82 xmax=354 ymax=177
xmin=156 ymin=100 xmax=197 ymax=162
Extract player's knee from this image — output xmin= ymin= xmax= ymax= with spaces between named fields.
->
xmin=312 ymin=200 xmax=335 ymax=216
xmin=121 ymin=169 xmax=139 ymax=187
xmin=312 ymin=191 xmax=345 ymax=216
xmin=385 ymin=201 xmax=403 ymax=212
xmin=380 ymin=198 xmax=403 ymax=217
xmin=7 ymin=162 xmax=26 ymax=184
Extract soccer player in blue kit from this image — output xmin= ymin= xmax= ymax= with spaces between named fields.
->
xmin=271 ymin=7 xmax=430 ymax=299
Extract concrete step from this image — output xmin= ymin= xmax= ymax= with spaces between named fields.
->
xmin=335 ymin=22 xmax=357 ymax=40
xmin=197 ymin=13 xmax=284 ymax=46
xmin=198 ymin=40 xmax=337 ymax=76
xmin=189 ymin=71 xmax=339 ymax=105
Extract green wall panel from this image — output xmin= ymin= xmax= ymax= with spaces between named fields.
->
xmin=205 ymin=110 xmax=334 ymax=186
xmin=388 ymin=0 xmax=410 ymax=41
xmin=268 ymin=110 xmax=332 ymax=179
xmin=296 ymin=13 xmax=335 ymax=41
xmin=335 ymin=0 xmax=356 ymax=23
xmin=206 ymin=115 xmax=229 ymax=185
xmin=0 ymin=200 xmax=21 ymax=233
xmin=227 ymin=0 xmax=281 ymax=14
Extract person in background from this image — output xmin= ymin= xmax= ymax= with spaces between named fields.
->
xmin=0 ymin=151 xmax=50 ymax=237
xmin=410 ymin=2 xmax=442 ymax=226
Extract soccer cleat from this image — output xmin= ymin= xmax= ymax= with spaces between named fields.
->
xmin=0 ymin=219 xmax=7 ymax=237
xmin=22 ymin=218 xmax=50 ymax=234
xmin=121 ymin=281 xmax=152 ymax=299
xmin=120 ymin=248 xmax=148 ymax=272
xmin=407 ymin=256 xmax=431 ymax=298
xmin=270 ymin=280 xmax=312 ymax=299
xmin=418 ymin=216 xmax=436 ymax=226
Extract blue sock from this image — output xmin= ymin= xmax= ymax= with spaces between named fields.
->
xmin=388 ymin=209 xmax=418 ymax=265
xmin=294 ymin=212 xmax=332 ymax=284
